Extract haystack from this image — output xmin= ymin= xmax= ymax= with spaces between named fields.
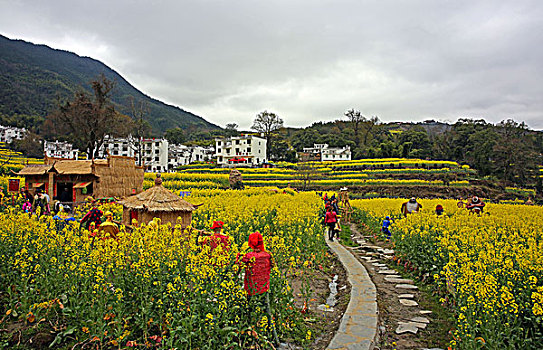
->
xmin=229 ymin=168 xmax=244 ymax=189
xmin=120 ymin=174 xmax=196 ymax=228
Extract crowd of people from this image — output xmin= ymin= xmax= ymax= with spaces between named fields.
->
xmin=380 ymin=195 xmax=489 ymax=240
xmin=322 ymin=193 xmax=342 ymax=241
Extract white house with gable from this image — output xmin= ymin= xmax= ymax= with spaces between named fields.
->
xmin=302 ymin=143 xmax=351 ymax=161
xmin=44 ymin=140 xmax=79 ymax=159
xmin=215 ymin=135 xmax=267 ymax=166
xmin=0 ymin=125 xmax=26 ymax=143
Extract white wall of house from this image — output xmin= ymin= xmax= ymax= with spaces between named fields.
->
xmin=215 ymin=135 xmax=267 ymax=165
xmin=0 ymin=125 xmax=26 ymax=143
xmin=44 ymin=140 xmax=79 ymax=159
xmin=142 ymin=139 xmax=169 ymax=172
xmin=303 ymin=143 xmax=351 ymax=162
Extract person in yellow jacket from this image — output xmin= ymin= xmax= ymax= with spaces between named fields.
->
xmin=99 ymin=211 xmax=119 ymax=240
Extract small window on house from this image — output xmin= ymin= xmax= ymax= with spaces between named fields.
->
xmin=236 ymin=140 xmax=240 ymax=145
xmin=226 ymin=149 xmax=230 ymax=154
xmin=247 ymin=147 xmax=251 ymax=153
xmin=218 ymin=156 xmax=223 ymax=162
xmin=235 ymin=148 xmax=240 ymax=154
xmin=155 ymin=142 xmax=160 ymax=146
xmin=155 ymin=157 xmax=159 ymax=161
xmin=155 ymin=150 xmax=159 ymax=154
xmin=217 ymin=141 xmax=222 ymax=146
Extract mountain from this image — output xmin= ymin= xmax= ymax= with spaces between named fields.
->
xmin=0 ymin=34 xmax=219 ymax=134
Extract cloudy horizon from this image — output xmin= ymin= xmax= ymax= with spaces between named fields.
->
xmin=1 ymin=0 xmax=543 ymax=130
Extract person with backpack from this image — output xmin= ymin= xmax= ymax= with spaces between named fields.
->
xmin=325 ymin=205 xmax=338 ymax=241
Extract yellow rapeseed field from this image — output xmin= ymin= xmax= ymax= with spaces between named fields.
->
xmin=0 ymin=188 xmax=327 ymax=349
xmin=351 ymin=198 xmax=543 ymax=349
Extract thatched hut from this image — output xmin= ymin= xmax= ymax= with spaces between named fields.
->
xmin=120 ymin=174 xmax=196 ymax=228
xmin=18 ymin=156 xmax=144 ymax=205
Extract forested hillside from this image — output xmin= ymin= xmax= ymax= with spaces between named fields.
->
xmin=0 ymin=35 xmax=219 ymax=134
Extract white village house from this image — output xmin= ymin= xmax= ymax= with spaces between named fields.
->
xmin=100 ymin=137 xmax=169 ymax=173
xmin=215 ymin=135 xmax=267 ymax=166
xmin=302 ymin=143 xmax=351 ymax=161
xmin=168 ymin=144 xmax=214 ymax=170
xmin=0 ymin=125 xmax=26 ymax=143
xmin=44 ymin=140 xmax=79 ymax=159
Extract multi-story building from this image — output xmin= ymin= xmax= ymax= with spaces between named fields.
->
xmin=44 ymin=140 xmax=79 ymax=159
xmin=301 ymin=143 xmax=351 ymax=162
xmin=100 ymin=135 xmax=138 ymax=158
xmin=215 ymin=135 xmax=267 ymax=166
xmin=99 ymin=135 xmax=216 ymax=172
xmin=0 ymin=125 xmax=26 ymax=143
xmin=140 ymin=139 xmax=169 ymax=172
xmin=99 ymin=136 xmax=169 ymax=172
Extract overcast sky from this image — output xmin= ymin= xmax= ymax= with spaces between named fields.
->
xmin=1 ymin=0 xmax=543 ymax=130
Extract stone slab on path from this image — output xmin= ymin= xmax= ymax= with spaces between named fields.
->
xmin=395 ymin=323 xmax=419 ymax=334
xmin=384 ymin=277 xmax=414 ymax=284
xmin=325 ymin=235 xmax=378 ymax=350
xmin=377 ymin=269 xmax=397 ymax=274
xmin=396 ymin=284 xmax=418 ymax=290
xmin=399 ymin=299 xmax=419 ymax=307
xmin=411 ymin=316 xmax=430 ymax=324
xmin=398 ymin=294 xmax=414 ymax=299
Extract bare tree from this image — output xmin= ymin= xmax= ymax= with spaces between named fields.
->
xmin=45 ymin=74 xmax=132 ymax=159
xmin=251 ymin=110 xmax=284 ymax=158
xmin=128 ymin=96 xmax=151 ymax=166
xmin=225 ymin=123 xmax=239 ymax=137
xmin=345 ymin=109 xmax=364 ymax=134
xmin=296 ymin=162 xmax=320 ymax=190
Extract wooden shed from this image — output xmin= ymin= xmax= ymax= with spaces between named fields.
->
xmin=120 ymin=174 xmax=196 ymax=228
xmin=18 ymin=155 xmax=144 ymax=205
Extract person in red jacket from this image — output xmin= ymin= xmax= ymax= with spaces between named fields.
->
xmin=325 ymin=205 xmax=338 ymax=241
xmin=240 ymin=232 xmax=279 ymax=345
xmin=200 ymin=221 xmax=230 ymax=252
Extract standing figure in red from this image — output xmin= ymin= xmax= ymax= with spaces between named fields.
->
xmin=240 ymin=232 xmax=279 ymax=345
xmin=80 ymin=198 xmax=103 ymax=231
xmin=199 ymin=221 xmax=230 ymax=252
xmin=325 ymin=205 xmax=338 ymax=241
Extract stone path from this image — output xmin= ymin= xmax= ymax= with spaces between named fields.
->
xmin=347 ymin=225 xmax=437 ymax=342
xmin=325 ymin=237 xmax=378 ymax=350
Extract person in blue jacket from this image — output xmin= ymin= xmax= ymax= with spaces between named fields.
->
xmin=382 ymin=216 xmax=392 ymax=239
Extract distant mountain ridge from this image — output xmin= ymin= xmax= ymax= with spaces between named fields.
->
xmin=0 ymin=34 xmax=219 ymax=134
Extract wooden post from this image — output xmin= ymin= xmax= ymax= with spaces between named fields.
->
xmin=48 ymin=172 xmax=54 ymax=200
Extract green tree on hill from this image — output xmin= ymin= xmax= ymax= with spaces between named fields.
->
xmin=43 ymin=74 xmax=132 ymax=159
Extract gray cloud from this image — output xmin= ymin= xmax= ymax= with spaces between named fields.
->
xmin=1 ymin=0 xmax=542 ymax=129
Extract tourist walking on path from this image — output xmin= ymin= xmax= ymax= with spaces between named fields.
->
xmin=240 ymin=232 xmax=280 ymax=346
xmin=401 ymin=197 xmax=422 ymax=216
xmin=325 ymin=205 xmax=338 ymax=241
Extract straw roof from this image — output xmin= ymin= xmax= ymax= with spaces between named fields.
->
xmin=17 ymin=164 xmax=53 ymax=176
xmin=53 ymin=159 xmax=107 ymax=175
xmin=120 ymin=175 xmax=196 ymax=212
